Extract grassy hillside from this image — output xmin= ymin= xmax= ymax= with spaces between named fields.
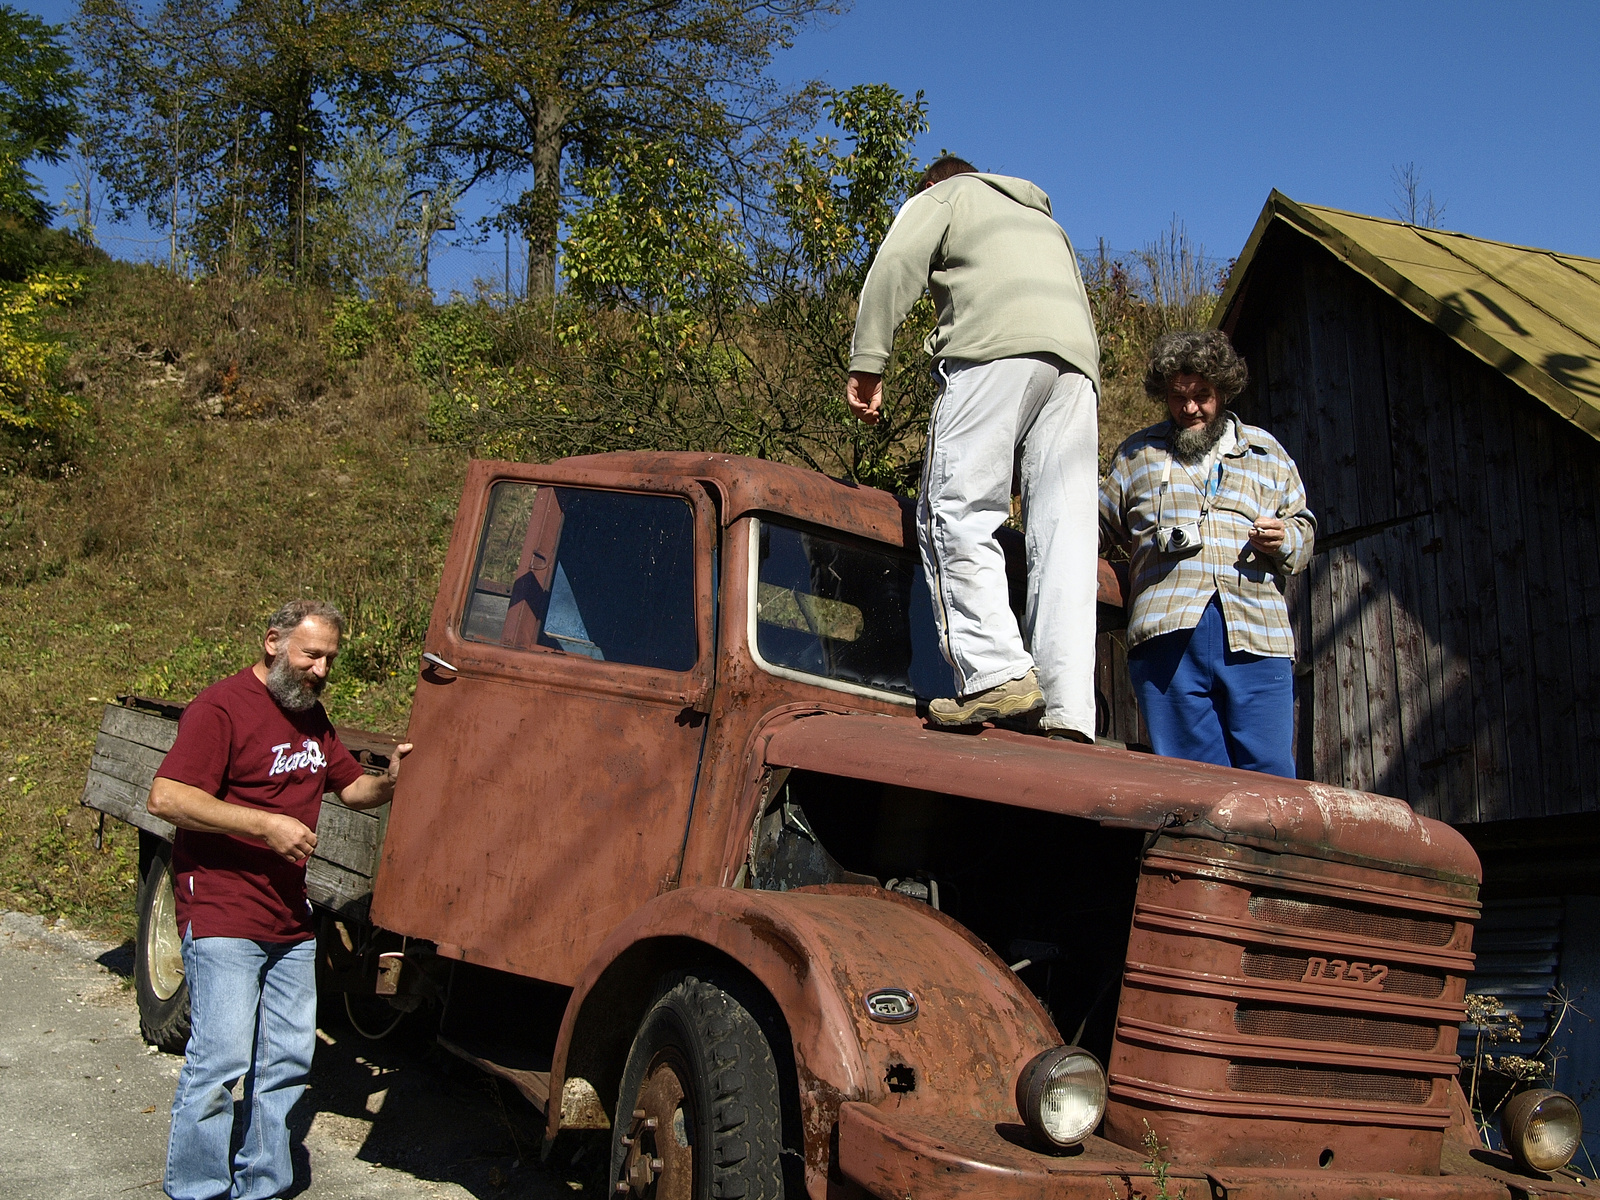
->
xmin=0 ymin=258 xmax=1201 ymax=941
xmin=0 ymin=264 xmax=464 ymax=939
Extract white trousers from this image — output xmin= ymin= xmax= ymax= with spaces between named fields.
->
xmin=916 ymin=355 xmax=1099 ymax=736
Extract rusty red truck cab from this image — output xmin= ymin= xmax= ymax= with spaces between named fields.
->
xmin=100 ymin=450 xmax=1585 ymax=1199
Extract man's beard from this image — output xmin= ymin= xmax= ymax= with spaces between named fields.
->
xmin=1170 ymin=410 xmax=1231 ymax=464
xmin=265 ymin=654 xmax=325 ymax=712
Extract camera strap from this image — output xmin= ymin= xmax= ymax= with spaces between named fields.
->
xmin=1158 ymin=451 xmax=1214 ymax=529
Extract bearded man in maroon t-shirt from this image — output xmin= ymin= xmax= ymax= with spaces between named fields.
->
xmin=148 ymin=599 xmax=412 ymax=1200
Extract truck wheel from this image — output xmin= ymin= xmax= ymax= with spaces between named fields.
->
xmin=135 ymin=839 xmax=191 ymax=1052
xmin=610 ymin=974 xmax=786 ymax=1200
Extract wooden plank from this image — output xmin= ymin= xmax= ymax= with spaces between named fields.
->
xmin=1405 ymin=317 xmax=1479 ymax=822
xmin=1353 ymin=533 xmax=1403 ymax=797
xmin=89 ymin=748 xmax=159 ymax=793
xmin=81 ymin=770 xmax=174 ymax=840
xmin=1307 ymin=551 xmax=1342 ymax=785
xmin=1555 ymin=435 xmax=1600 ymax=814
xmin=305 ymin=856 xmax=372 ymax=919
xmin=1512 ymin=392 xmax=1581 ymax=817
xmin=92 ymin=732 xmax=167 ymax=775
xmin=1445 ymin=351 xmax=1511 ymax=820
xmin=1374 ymin=303 xmax=1450 ymax=817
xmin=1271 ymin=253 xmax=1344 ymax=787
xmin=99 ymin=705 xmax=179 ymax=753
xmin=1341 ymin=272 xmax=1398 ymax=530
xmin=1384 ymin=519 xmax=1446 ymax=818
xmin=1327 ymin=543 xmax=1375 ymax=791
xmin=1473 ymin=365 xmax=1540 ymax=819
xmin=1300 ymin=251 xmax=1360 ymax=540
xmin=313 ymin=800 xmax=382 ymax=877
xmin=1283 ymin=570 xmax=1312 ymax=779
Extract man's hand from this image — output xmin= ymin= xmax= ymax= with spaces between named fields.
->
xmin=259 ymin=813 xmax=318 ymax=864
xmin=149 ymin=776 xmax=317 ymax=862
xmin=1248 ymin=516 xmax=1287 ymax=554
xmin=847 ymin=372 xmax=883 ymax=425
xmin=339 ymin=742 xmax=414 ymax=811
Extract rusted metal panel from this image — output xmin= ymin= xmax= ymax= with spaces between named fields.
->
xmin=760 ymin=712 xmax=1482 ymax=884
xmin=837 ymin=1102 xmax=1522 ymax=1199
xmin=836 ymin=1100 xmax=1199 ymax=1199
xmin=372 ymin=466 xmax=723 ymax=985
xmin=544 ymin=885 xmax=1062 ymax=1200
xmin=546 ymin=451 xmax=913 ymax=548
xmin=1107 ymin=835 xmax=1476 ymax=1175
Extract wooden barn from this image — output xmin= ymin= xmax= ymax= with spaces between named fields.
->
xmin=1208 ymin=191 xmax=1600 ymax=1152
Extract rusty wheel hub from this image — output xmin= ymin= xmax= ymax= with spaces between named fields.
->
xmin=616 ymin=1049 xmax=694 ymax=1199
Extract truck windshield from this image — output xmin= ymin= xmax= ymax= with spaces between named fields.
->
xmin=753 ymin=521 xmax=955 ymax=699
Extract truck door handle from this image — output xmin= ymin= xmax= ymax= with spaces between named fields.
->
xmin=421 ymin=652 xmax=458 ymax=674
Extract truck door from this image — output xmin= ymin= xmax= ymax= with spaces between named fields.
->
xmin=373 ymin=463 xmax=718 ymax=985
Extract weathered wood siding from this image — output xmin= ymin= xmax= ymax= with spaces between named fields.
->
xmin=1229 ymin=229 xmax=1600 ymax=823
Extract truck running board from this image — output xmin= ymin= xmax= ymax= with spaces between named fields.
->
xmin=438 ymin=1035 xmax=552 ymax=1113
xmin=436 ymin=1036 xmax=613 ymax=1130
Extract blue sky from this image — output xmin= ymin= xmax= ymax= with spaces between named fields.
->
xmin=15 ymin=0 xmax=1600 ymax=280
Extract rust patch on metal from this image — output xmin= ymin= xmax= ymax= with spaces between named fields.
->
xmin=731 ymin=909 xmax=810 ymax=981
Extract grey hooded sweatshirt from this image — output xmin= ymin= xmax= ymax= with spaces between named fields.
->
xmin=849 ymin=173 xmax=1100 ymax=391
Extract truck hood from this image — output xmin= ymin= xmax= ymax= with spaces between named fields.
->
xmin=761 ymin=712 xmax=1479 ymax=884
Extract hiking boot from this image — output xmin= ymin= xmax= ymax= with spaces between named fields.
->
xmin=926 ymin=670 xmax=1044 ymax=727
xmin=1045 ymin=728 xmax=1093 ymax=744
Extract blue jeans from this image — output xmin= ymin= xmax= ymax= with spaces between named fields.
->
xmin=165 ymin=931 xmax=317 ymax=1200
xmin=1127 ymin=595 xmax=1296 ymax=777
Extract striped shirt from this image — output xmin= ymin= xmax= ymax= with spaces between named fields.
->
xmin=1099 ymin=415 xmax=1316 ymax=658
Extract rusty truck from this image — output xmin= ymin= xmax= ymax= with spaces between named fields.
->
xmin=83 ymin=451 xmax=1591 ymax=1198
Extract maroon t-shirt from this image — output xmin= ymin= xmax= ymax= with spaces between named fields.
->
xmin=156 ymin=668 xmax=364 ymax=942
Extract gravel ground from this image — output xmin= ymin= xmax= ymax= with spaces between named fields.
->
xmin=0 ymin=911 xmax=605 ymax=1200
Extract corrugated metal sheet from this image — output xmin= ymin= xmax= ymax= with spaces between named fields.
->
xmin=1217 ymin=191 xmax=1600 ymax=440
xmin=1462 ymin=897 xmax=1562 ymax=1057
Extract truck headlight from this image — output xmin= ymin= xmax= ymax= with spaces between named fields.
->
xmin=1015 ymin=1046 xmax=1106 ymax=1147
xmin=1501 ymin=1088 xmax=1582 ymax=1173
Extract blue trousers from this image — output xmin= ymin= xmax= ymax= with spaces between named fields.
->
xmin=1127 ymin=596 xmax=1296 ymax=778
xmin=165 ymin=931 xmax=316 ymax=1200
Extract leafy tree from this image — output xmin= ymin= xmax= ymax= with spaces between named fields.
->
xmin=73 ymin=0 xmax=406 ymax=278
xmin=425 ymin=84 xmax=936 ymax=490
xmin=0 ymin=6 xmax=82 ymax=279
xmin=397 ymin=0 xmax=837 ymax=298
xmin=0 ymin=5 xmax=79 ymax=225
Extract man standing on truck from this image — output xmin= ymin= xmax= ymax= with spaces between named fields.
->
xmin=846 ymin=155 xmax=1101 ymax=740
xmin=1099 ymin=330 xmax=1315 ymax=776
xmin=146 ymin=599 xmax=412 ymax=1200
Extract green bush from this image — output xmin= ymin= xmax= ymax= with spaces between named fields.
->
xmin=326 ymin=295 xmax=379 ymax=360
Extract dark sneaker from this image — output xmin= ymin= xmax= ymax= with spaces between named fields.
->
xmin=927 ymin=670 xmax=1044 ymax=727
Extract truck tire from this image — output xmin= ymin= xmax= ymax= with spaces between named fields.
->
xmin=136 ymin=838 xmax=191 ymax=1053
xmin=610 ymin=973 xmax=786 ymax=1200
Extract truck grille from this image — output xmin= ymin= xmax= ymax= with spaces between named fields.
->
xmin=1248 ymin=891 xmax=1455 ymax=946
xmin=1234 ymin=1004 xmax=1439 ymax=1051
xmin=1106 ymin=835 xmax=1478 ymax=1173
xmin=1226 ymin=1062 xmax=1434 ymax=1106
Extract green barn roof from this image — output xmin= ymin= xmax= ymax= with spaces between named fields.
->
xmin=1215 ymin=191 xmax=1600 ymax=439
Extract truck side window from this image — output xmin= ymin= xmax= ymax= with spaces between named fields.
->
xmin=755 ymin=521 xmax=955 ymax=698
xmin=463 ymin=481 xmax=538 ymax=643
xmin=463 ymin=482 xmax=697 ymax=672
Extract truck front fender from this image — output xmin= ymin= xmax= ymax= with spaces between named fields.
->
xmin=546 ymin=883 xmax=1060 ymax=1192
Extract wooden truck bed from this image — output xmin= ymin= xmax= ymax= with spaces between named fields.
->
xmin=81 ymin=697 xmax=401 ymax=920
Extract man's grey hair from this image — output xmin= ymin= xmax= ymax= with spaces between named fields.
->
xmin=1143 ymin=329 xmax=1249 ymax=403
xmin=266 ymin=598 xmax=345 ymax=639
